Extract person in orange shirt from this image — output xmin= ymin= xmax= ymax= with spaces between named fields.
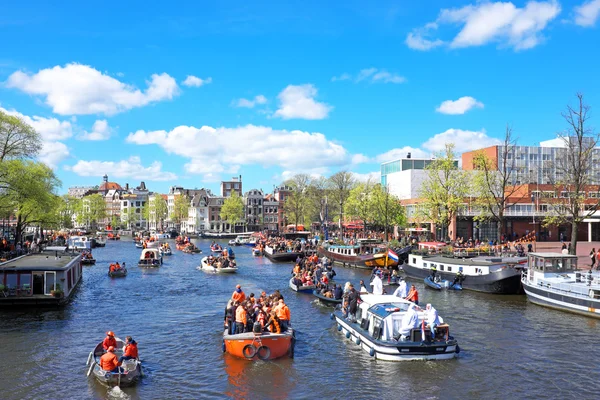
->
xmin=99 ymin=346 xmax=121 ymax=372
xmin=231 ymin=285 xmax=246 ymax=303
xmin=102 ymin=331 xmax=117 ymax=350
xmin=235 ymin=303 xmax=247 ymax=334
xmin=405 ymin=285 xmax=419 ymax=305
xmin=275 ymin=299 xmax=291 ymax=331
xmin=119 ymin=336 xmax=138 ymax=362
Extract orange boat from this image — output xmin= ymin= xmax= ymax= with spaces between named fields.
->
xmin=223 ymin=329 xmax=295 ymax=361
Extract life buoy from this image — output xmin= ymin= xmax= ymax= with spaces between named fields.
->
xmin=589 ymin=289 xmax=596 ymax=299
xmin=242 ymin=344 xmax=257 ymax=358
xmin=257 ymin=346 xmax=271 ymax=360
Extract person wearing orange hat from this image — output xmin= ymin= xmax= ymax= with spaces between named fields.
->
xmin=102 ymin=331 xmax=117 ymax=351
xmin=99 ymin=346 xmax=121 ymax=372
xmin=231 ymin=285 xmax=246 ymax=303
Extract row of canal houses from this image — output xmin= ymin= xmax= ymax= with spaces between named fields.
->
xmin=68 ymin=175 xmax=293 ymax=234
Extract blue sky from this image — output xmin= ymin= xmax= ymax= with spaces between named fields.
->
xmin=1 ymin=0 xmax=600 ymax=195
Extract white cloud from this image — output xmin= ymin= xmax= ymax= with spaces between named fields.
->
xmin=406 ymin=1 xmax=561 ymax=51
xmin=182 ymin=75 xmax=212 ymax=87
xmin=234 ymin=95 xmax=267 ymax=108
xmin=39 ymin=141 xmax=70 ymax=169
xmin=436 ymin=96 xmax=484 ymax=115
xmin=375 ymin=147 xmax=431 ymax=163
xmin=422 ymin=128 xmax=501 ymax=153
xmin=273 ymin=84 xmax=332 ymax=120
xmin=0 ymin=106 xmax=73 ymax=141
xmin=351 ymin=154 xmax=371 ymax=164
xmin=332 ymin=68 xmax=406 ymax=84
xmin=126 ymin=124 xmax=351 ymax=177
xmin=67 ymin=156 xmax=177 ymax=181
xmin=352 ymin=171 xmax=381 ymax=183
xmin=6 ymin=63 xmax=180 ymax=115
xmin=79 ymin=119 xmax=114 ymax=141
xmin=574 ymin=0 xmax=600 ymax=26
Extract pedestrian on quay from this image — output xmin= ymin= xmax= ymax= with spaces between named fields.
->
xmin=591 ymin=248 xmax=596 ymax=269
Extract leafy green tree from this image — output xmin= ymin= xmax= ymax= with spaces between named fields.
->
xmin=305 ymin=176 xmax=330 ymax=226
xmin=344 ymin=179 xmax=376 ymax=234
xmin=283 ymin=174 xmax=311 ymax=230
xmin=418 ymin=143 xmax=469 ymax=241
xmin=57 ymin=195 xmax=82 ymax=229
xmin=173 ymin=194 xmax=190 ymax=225
xmin=328 ymin=171 xmax=356 ymax=232
xmin=79 ymin=193 xmax=107 ymax=229
xmin=149 ymin=195 xmax=168 ymax=231
xmin=372 ymin=184 xmax=405 ymax=241
xmin=220 ymin=192 xmax=244 ymax=232
xmin=0 ymin=109 xmax=42 ymax=162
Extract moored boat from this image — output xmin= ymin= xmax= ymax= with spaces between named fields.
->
xmin=404 ymin=253 xmax=526 ymax=294
xmin=424 ymin=276 xmax=462 ymax=291
xmin=86 ymin=337 xmax=142 ymax=386
xmin=159 ymin=246 xmax=172 ymax=256
xmin=197 ymin=256 xmax=238 ymax=273
xmin=313 ymin=289 xmax=343 ymax=306
xmin=223 ymin=329 xmax=295 ymax=360
xmin=289 ymin=277 xmax=315 ymax=293
xmin=522 ymin=252 xmax=600 ymax=318
xmin=318 ymin=239 xmax=399 ymax=269
xmin=332 ymin=294 xmax=459 ymax=361
xmin=138 ymin=248 xmax=162 ymax=267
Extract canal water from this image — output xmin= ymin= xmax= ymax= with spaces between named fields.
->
xmin=1 ymin=239 xmax=599 ymax=400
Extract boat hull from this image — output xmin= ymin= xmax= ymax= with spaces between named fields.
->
xmin=264 ymin=248 xmax=304 ymax=263
xmin=81 ymin=259 xmax=96 ymax=265
xmin=289 ymin=278 xmax=315 ymax=293
xmin=333 ymin=313 xmax=458 ymax=361
xmin=522 ymin=280 xmax=600 ymax=318
xmin=318 ymin=247 xmax=396 ymax=269
xmin=313 ymin=290 xmax=342 ymax=306
xmin=223 ymin=330 xmax=295 ymax=360
xmin=198 ymin=257 xmax=238 ymax=273
xmin=108 ymin=269 xmax=127 ymax=278
xmin=403 ymin=263 xmax=521 ymax=294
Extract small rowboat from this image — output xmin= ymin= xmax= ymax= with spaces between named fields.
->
xmin=159 ymin=247 xmax=172 ymax=256
xmin=424 ymin=276 xmax=462 ymax=291
xmin=108 ymin=268 xmax=127 ymax=278
xmin=223 ymin=328 xmax=295 ymax=360
xmin=86 ymin=337 xmax=142 ymax=387
xmin=211 ymin=245 xmax=223 ymax=253
xmin=81 ymin=258 xmax=96 ymax=265
xmin=182 ymin=244 xmax=202 ymax=254
xmin=197 ymin=256 xmax=238 ymax=273
xmin=135 ymin=242 xmax=143 ymax=249
xmin=252 ymin=248 xmax=262 ymax=256
xmin=289 ymin=277 xmax=315 ymax=293
xmin=313 ymin=290 xmax=343 ymax=306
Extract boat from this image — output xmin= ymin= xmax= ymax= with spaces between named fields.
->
xmin=234 ymin=233 xmax=252 ymax=246
xmin=197 ymin=256 xmax=238 ymax=273
xmin=252 ymin=248 xmax=262 ymax=256
xmin=223 ymin=326 xmax=295 ymax=360
xmin=332 ymin=294 xmax=459 ymax=361
xmin=0 ymin=246 xmax=83 ymax=307
xmin=81 ymin=257 xmax=96 ymax=265
xmin=289 ymin=277 xmax=315 ymax=293
xmin=107 ymin=232 xmax=120 ymax=240
xmin=159 ymin=246 xmax=172 ymax=256
xmin=424 ymin=276 xmax=462 ymax=291
xmin=86 ymin=337 xmax=142 ymax=387
xmin=138 ymin=248 xmax=162 ymax=267
xmin=201 ymin=231 xmax=238 ymax=239
xmin=313 ymin=289 xmax=343 ymax=306
xmin=135 ymin=242 xmax=143 ymax=249
xmin=108 ymin=267 xmax=127 ymax=278
xmin=404 ymin=253 xmax=527 ymax=294
xmin=228 ymin=239 xmax=237 ymax=246
xmin=150 ymin=232 xmax=170 ymax=240
xmin=182 ymin=243 xmax=202 ymax=254
xmin=522 ymin=252 xmax=600 ymax=318
xmin=211 ymin=244 xmax=224 ymax=252
xmin=263 ymin=246 xmax=304 ymax=263
xmin=94 ymin=236 xmax=107 ymax=247
xmin=318 ymin=239 xmax=399 ymax=269
xmin=68 ymin=235 xmax=92 ymax=250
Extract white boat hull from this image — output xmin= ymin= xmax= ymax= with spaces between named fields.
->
xmin=198 ymin=257 xmax=238 ymax=273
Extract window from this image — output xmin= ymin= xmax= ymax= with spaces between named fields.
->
xmin=123 ymin=201 xmax=128 ymax=206
xmin=226 ymin=183 xmax=231 ymax=189
xmin=440 ymin=265 xmax=445 ymax=271
xmin=234 ymin=183 xmax=239 ymax=189
xmin=448 ymin=266 xmax=452 ymax=272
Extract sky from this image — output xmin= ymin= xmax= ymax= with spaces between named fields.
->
xmin=1 ymin=0 xmax=600 ymax=195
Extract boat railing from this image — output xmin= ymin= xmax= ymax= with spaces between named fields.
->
xmin=534 ymin=279 xmax=600 ymax=297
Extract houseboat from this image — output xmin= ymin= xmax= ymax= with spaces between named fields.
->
xmin=332 ymin=294 xmax=459 ymax=361
xmin=404 ymin=253 xmax=527 ymax=294
xmin=68 ymin=235 xmax=92 ymax=251
xmin=0 ymin=247 xmax=83 ymax=307
xmin=318 ymin=239 xmax=398 ymax=269
xmin=522 ymin=252 xmax=600 ymax=318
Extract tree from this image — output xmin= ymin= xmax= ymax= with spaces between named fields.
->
xmin=344 ymin=179 xmax=376 ymax=234
xmin=0 ymin=109 xmax=42 ymax=162
xmin=79 ymin=194 xmax=107 ymax=229
xmin=305 ymin=176 xmax=330 ymax=227
xmin=418 ymin=143 xmax=469 ymax=241
xmin=544 ymin=93 xmax=598 ymax=255
xmin=172 ymin=194 xmax=190 ymax=226
xmin=372 ymin=184 xmax=406 ymax=241
xmin=57 ymin=195 xmax=82 ymax=229
xmin=328 ymin=171 xmax=355 ymax=232
xmin=472 ymin=126 xmax=528 ymax=240
xmin=283 ymin=174 xmax=311 ymax=230
xmin=148 ymin=195 xmax=168 ymax=231
xmin=220 ymin=192 xmax=244 ymax=232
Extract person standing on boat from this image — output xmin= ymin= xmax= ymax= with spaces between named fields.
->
xmin=359 ymin=280 xmax=369 ymax=294
xmin=102 ymin=331 xmax=117 ymax=351
xmin=119 ymin=336 xmax=138 ymax=362
xmin=275 ymin=299 xmax=291 ymax=331
xmin=232 ymin=285 xmax=246 ymax=303
xmin=430 ymin=265 xmax=437 ymax=280
xmin=393 ymin=278 xmax=408 ymax=298
xmin=405 ymin=285 xmax=419 ymax=305
xmin=591 ymin=248 xmax=596 ymax=269
xmin=99 ymin=346 xmax=121 ymax=372
xmin=235 ymin=302 xmax=247 ymax=334
xmin=425 ymin=304 xmax=440 ymax=337
xmin=371 ymin=272 xmax=383 ymax=295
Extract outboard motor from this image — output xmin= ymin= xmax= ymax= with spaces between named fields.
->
xmin=253 ymin=321 xmax=262 ymax=334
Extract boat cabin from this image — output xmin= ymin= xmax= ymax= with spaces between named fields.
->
xmin=68 ymin=235 xmax=92 ymax=250
xmin=139 ymin=248 xmax=162 ymax=266
xmin=409 ymin=253 xmax=527 ymax=277
xmin=527 ymin=252 xmax=578 ymax=274
xmin=0 ymin=247 xmax=83 ymax=307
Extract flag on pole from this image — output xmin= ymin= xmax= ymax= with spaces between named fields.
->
xmin=387 ymin=249 xmax=399 ymax=262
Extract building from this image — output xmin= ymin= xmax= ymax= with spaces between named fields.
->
xmin=147 ymin=193 xmax=168 ymax=232
xmin=244 ymin=189 xmax=264 ymax=231
xmin=221 ymin=176 xmax=243 ymax=198
xmin=120 ymin=182 xmax=149 ymax=230
xmin=67 ymin=186 xmax=96 ymax=199
xmin=274 ymin=185 xmax=293 ymax=232
xmin=185 ymin=189 xmax=212 ymax=234
xmin=263 ymin=194 xmax=279 ymax=232
xmin=380 ymin=153 xmax=458 ymax=188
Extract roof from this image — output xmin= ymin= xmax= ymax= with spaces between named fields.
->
xmin=99 ymin=182 xmax=123 ymax=191
xmin=0 ymin=251 xmax=81 ymax=271
xmin=529 ymin=252 xmax=578 ymax=258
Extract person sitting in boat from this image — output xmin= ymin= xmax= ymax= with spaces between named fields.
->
xmin=397 ymin=304 xmax=420 ymax=342
xmin=370 ymin=271 xmax=383 ymax=295
xmin=114 ymin=262 xmax=121 ymax=270
xmin=405 ymin=285 xmax=419 ymax=305
xmin=321 ymin=273 xmax=330 ymax=286
xmin=425 ymin=304 xmax=440 ymax=338
xmin=102 ymin=331 xmax=117 ymax=351
xmin=333 ymin=284 xmax=343 ymax=300
xmin=118 ymin=336 xmax=138 ymax=362
xmin=292 ymin=274 xmax=303 ymax=287
xmin=232 ymin=284 xmax=246 ymax=303
xmin=99 ymin=346 xmax=121 ymax=373
xmin=109 ymin=263 xmax=117 ymax=273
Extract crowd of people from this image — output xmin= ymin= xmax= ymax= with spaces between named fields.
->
xmin=206 ymin=253 xmax=237 ymax=269
xmin=109 ymin=262 xmax=126 ymax=273
xmin=98 ymin=331 xmax=139 ymax=372
xmin=224 ymin=285 xmax=292 ymax=335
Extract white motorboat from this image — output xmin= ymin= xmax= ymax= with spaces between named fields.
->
xmin=138 ymin=248 xmax=162 ymax=267
xmin=68 ymin=235 xmax=92 ymax=250
xmin=197 ymin=256 xmax=238 ymax=273
xmin=332 ymin=294 xmax=459 ymax=361
xmin=522 ymin=252 xmax=600 ymax=318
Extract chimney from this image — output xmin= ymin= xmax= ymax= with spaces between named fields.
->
xmin=407 ymin=152 xmax=411 ymax=159
xmin=125 ymin=183 xmax=129 ymax=191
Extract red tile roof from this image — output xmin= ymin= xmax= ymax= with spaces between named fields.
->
xmin=99 ymin=182 xmax=123 ymax=191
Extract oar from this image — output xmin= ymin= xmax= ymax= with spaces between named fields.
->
xmin=86 ymin=362 xmax=95 ymax=377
